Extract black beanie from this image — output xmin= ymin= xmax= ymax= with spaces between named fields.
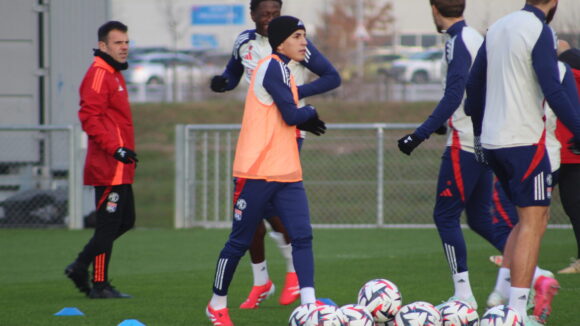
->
xmin=268 ymin=15 xmax=305 ymax=51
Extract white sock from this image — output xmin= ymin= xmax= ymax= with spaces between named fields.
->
xmin=531 ymin=266 xmax=542 ymax=284
xmin=209 ymin=294 xmax=227 ymax=310
xmin=300 ymin=287 xmax=316 ymax=304
xmin=251 ymin=261 xmax=269 ymax=286
xmin=269 ymin=232 xmax=295 ymax=273
xmin=453 ymin=271 xmax=473 ymax=299
xmin=494 ymin=267 xmax=511 ymax=298
xmin=508 ymin=287 xmax=530 ymax=318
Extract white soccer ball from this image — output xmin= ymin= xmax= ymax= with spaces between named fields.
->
xmin=357 ymin=279 xmax=402 ymax=322
xmin=339 ymin=304 xmax=374 ymax=326
xmin=304 ymin=304 xmax=347 ymax=326
xmin=438 ymin=300 xmax=479 ymax=326
xmin=289 ymin=303 xmax=316 ymax=326
xmin=479 ymin=305 xmax=523 ymax=326
xmin=394 ymin=301 xmax=442 ymax=326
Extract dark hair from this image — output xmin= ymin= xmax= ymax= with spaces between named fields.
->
xmin=250 ymin=0 xmax=283 ymax=12
xmin=429 ymin=0 xmax=465 ymax=18
xmin=526 ymin=0 xmax=552 ymax=5
xmin=98 ymin=21 xmax=128 ymax=43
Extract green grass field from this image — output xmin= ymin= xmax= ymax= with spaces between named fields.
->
xmin=1 ymin=228 xmax=578 ymax=325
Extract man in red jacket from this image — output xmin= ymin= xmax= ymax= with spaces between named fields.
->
xmin=556 ymin=40 xmax=580 ymax=274
xmin=65 ymin=21 xmax=137 ymax=299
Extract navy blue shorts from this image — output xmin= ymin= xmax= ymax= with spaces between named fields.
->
xmin=485 ymin=145 xmax=552 ymax=207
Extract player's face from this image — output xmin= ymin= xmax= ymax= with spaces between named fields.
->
xmin=99 ymin=30 xmax=129 ymax=63
xmin=277 ymin=30 xmax=307 ymax=62
xmin=251 ymin=1 xmax=281 ymax=36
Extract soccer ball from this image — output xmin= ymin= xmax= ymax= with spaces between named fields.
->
xmin=289 ymin=303 xmax=316 ymax=326
xmin=339 ymin=304 xmax=374 ymax=326
xmin=479 ymin=305 xmax=523 ymax=326
xmin=357 ymin=279 xmax=402 ymax=322
xmin=304 ymin=304 xmax=347 ymax=326
xmin=394 ymin=301 xmax=442 ymax=326
xmin=437 ymin=300 xmax=479 ymax=326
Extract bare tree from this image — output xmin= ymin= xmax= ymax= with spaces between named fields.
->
xmin=315 ymin=0 xmax=394 ymax=77
xmin=158 ymin=0 xmax=188 ymax=101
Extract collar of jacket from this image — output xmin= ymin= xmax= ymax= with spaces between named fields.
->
xmin=93 ymin=49 xmax=128 ymax=71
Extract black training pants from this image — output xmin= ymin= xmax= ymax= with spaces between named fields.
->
xmin=559 ymin=164 xmax=580 ymax=259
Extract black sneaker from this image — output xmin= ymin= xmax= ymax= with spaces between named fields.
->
xmin=64 ymin=262 xmax=90 ymax=295
xmin=89 ymin=282 xmax=132 ymax=299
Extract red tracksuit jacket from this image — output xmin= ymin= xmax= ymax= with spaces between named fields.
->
xmin=556 ymin=69 xmax=580 ymax=164
xmin=79 ymin=56 xmax=135 ymax=186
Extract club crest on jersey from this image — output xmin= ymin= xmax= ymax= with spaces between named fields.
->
xmin=234 ymin=208 xmax=243 ymax=221
xmin=236 ymin=198 xmax=247 ymax=210
xmin=108 ymin=192 xmax=119 ymax=203
xmin=106 ymin=202 xmax=117 ymax=213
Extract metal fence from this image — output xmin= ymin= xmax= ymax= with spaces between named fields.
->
xmin=175 ymin=123 xmax=570 ymax=229
xmin=0 ymin=125 xmax=83 ymax=229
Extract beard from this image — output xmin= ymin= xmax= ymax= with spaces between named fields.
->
xmin=546 ymin=3 xmax=558 ymax=24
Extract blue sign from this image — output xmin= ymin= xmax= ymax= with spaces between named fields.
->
xmin=191 ymin=34 xmax=219 ymax=50
xmin=191 ymin=5 xmax=245 ymax=25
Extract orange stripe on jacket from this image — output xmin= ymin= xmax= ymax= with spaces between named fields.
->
xmin=232 ymin=54 xmax=302 ymax=182
xmin=92 ymin=69 xmax=105 ymax=93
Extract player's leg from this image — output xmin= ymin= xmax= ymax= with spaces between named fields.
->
xmin=272 ymin=181 xmax=315 ymax=305
xmin=265 ymin=216 xmax=299 ymax=305
xmin=207 ymin=179 xmax=272 ymax=325
xmin=239 ymin=219 xmax=275 ymax=309
xmin=557 ymin=163 xmax=580 ymax=274
xmin=432 ymin=147 xmax=476 ymax=308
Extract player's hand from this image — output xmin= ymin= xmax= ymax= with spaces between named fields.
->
xmin=434 ymin=124 xmax=447 ymax=135
xmin=397 ymin=133 xmax=423 ymax=155
xmin=568 ymin=138 xmax=580 ymax=155
xmin=298 ymin=110 xmax=326 ymax=136
xmin=474 ymin=136 xmax=488 ymax=164
xmin=113 ymin=147 xmax=138 ymax=164
xmin=210 ymin=75 xmax=228 ymax=92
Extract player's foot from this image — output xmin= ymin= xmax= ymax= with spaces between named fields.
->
xmin=532 ymin=276 xmax=559 ymax=324
xmin=279 ymin=272 xmax=300 ymax=305
xmin=486 ymin=290 xmax=507 ymax=308
xmin=445 ymin=295 xmax=478 ymax=310
xmin=206 ymin=304 xmax=234 ymax=326
xmin=489 ymin=255 xmax=503 ymax=267
xmin=527 ymin=269 xmax=555 ymax=310
xmin=89 ymin=282 xmax=131 ymax=299
xmin=64 ymin=261 xmax=90 ymax=295
xmin=557 ymin=258 xmax=580 ymax=274
xmin=239 ymin=280 xmax=275 ymax=309
xmin=524 ymin=315 xmax=545 ymax=326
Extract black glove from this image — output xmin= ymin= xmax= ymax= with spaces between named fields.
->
xmin=113 ymin=147 xmax=138 ymax=164
xmin=397 ymin=133 xmax=423 ymax=155
xmin=297 ymin=113 xmax=327 ymax=136
xmin=474 ymin=135 xmax=487 ymax=164
xmin=568 ymin=138 xmax=580 ymax=155
xmin=210 ymin=75 xmax=228 ymax=92
xmin=434 ymin=124 xmax=447 ymax=135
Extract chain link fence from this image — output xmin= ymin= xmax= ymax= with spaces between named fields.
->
xmin=0 ymin=126 xmax=83 ymax=229
xmin=175 ymin=123 xmax=569 ymax=229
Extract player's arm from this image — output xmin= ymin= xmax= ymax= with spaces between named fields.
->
xmin=78 ymin=73 xmax=120 ymax=155
xmin=263 ymin=60 xmax=317 ymax=126
xmin=296 ymin=39 xmax=341 ymax=99
xmin=398 ymin=38 xmax=472 ymax=155
xmin=210 ymin=32 xmax=249 ymax=92
xmin=415 ymin=39 xmax=471 ymax=140
xmin=465 ymin=40 xmax=487 ymax=137
xmin=533 ymin=26 xmax=580 ymax=140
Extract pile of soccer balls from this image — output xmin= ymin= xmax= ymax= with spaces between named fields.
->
xmin=288 ymin=278 xmax=524 ymax=326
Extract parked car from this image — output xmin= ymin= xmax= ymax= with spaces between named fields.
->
xmin=123 ymin=52 xmax=218 ymax=86
xmin=389 ymin=49 xmax=444 ymax=83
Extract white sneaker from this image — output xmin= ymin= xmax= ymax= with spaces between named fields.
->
xmin=446 ymin=295 xmax=478 ymax=310
xmin=557 ymin=258 xmax=580 ymax=274
xmin=486 ymin=290 xmax=507 ymax=308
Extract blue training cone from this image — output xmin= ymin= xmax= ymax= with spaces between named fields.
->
xmin=316 ymin=298 xmax=338 ymax=306
xmin=54 ymin=307 xmax=84 ymax=316
xmin=118 ymin=319 xmax=146 ymax=326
